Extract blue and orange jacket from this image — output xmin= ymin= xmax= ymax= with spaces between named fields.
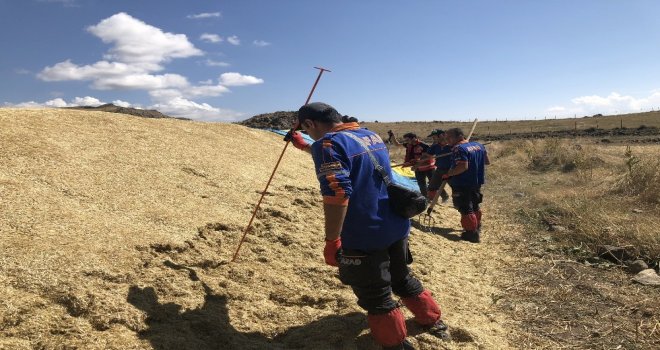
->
xmin=450 ymin=141 xmax=487 ymax=188
xmin=310 ymin=122 xmax=410 ymax=251
xmin=427 ymin=143 xmax=453 ymax=170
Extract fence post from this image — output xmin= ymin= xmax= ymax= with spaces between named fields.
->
xmin=620 ymin=119 xmax=623 ymax=128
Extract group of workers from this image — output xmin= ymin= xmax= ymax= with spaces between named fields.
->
xmin=389 ymin=128 xmax=489 ymax=243
xmin=286 ymin=102 xmax=488 ymax=350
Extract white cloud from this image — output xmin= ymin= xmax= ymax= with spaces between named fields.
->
xmin=38 ymin=60 xmax=146 ymax=81
xmin=45 ymin=98 xmax=69 ymax=107
xmin=185 ymin=84 xmax=231 ymax=97
xmin=200 ymin=33 xmax=222 ymax=43
xmin=72 ymin=96 xmax=104 ymax=106
xmin=91 ymin=73 xmax=190 ymax=90
xmin=34 ymin=13 xmax=264 ymax=121
xmin=227 ymin=35 xmax=240 ymax=45
xmin=39 ymin=60 xmax=190 ymax=90
xmin=149 ymin=96 xmax=240 ymax=121
xmin=4 ymin=96 xmax=108 ymax=108
xmin=14 ymin=68 xmax=31 ymax=75
xmin=3 ymin=101 xmax=45 ymax=108
xmin=150 ymin=82 xmax=230 ymax=98
xmin=204 ymin=59 xmax=230 ymax=67
xmin=86 ymin=13 xmax=202 ymax=69
xmin=112 ymin=100 xmax=132 ymax=108
xmin=219 ymin=72 xmax=264 ymax=86
xmin=198 ymin=79 xmax=214 ymax=85
xmin=549 ymin=90 xmax=660 ymax=116
xmin=253 ymin=40 xmax=271 ymax=47
xmin=187 ymin=12 xmax=221 ymax=19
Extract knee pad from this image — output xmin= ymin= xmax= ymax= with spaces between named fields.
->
xmin=401 ymin=289 xmax=441 ymax=326
xmin=367 ymin=308 xmax=407 ymax=347
xmin=460 ymin=214 xmax=478 ymax=231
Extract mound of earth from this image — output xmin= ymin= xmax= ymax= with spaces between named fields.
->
xmin=238 ymin=111 xmax=297 ymax=129
xmin=0 ymin=108 xmax=514 ymax=349
xmin=64 ymin=103 xmax=187 ymax=120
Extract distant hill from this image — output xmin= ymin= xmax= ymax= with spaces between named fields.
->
xmin=63 ymin=103 xmax=189 ymax=120
xmin=238 ymin=111 xmax=296 ymax=129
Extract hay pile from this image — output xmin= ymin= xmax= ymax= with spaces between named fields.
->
xmin=0 ymin=109 xmax=514 ymax=349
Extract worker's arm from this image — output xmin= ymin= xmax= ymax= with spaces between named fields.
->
xmin=447 ymin=161 xmax=468 ymax=177
xmin=286 ymin=131 xmax=313 ymax=154
xmin=420 ymin=153 xmax=433 ymax=161
xmin=312 ymin=137 xmax=352 ymax=267
xmin=485 ymin=152 xmax=491 ymax=165
xmin=323 ymin=204 xmax=347 ymax=241
xmin=321 ymin=201 xmax=348 ymax=267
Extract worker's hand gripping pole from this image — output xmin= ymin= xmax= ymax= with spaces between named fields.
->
xmin=424 ymin=118 xmax=479 ymax=216
xmin=231 ymin=67 xmax=331 ymax=263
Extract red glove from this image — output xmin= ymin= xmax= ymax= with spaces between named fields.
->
xmin=441 ymin=174 xmax=451 ymax=181
xmin=290 ymin=132 xmax=310 ymax=150
xmin=324 ymin=238 xmax=341 ymax=266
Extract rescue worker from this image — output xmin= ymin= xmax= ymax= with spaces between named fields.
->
xmin=420 ymin=129 xmax=452 ymax=202
xmin=442 ymin=128 xmax=490 ymax=243
xmin=391 ymin=133 xmax=436 ymax=197
xmin=287 ymin=102 xmax=448 ymax=350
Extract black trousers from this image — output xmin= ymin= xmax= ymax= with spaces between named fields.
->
xmin=450 ymin=185 xmax=483 ymax=215
xmin=338 ymin=237 xmax=423 ymax=314
xmin=427 ymin=167 xmax=450 ymax=200
xmin=414 ymin=169 xmax=434 ymax=197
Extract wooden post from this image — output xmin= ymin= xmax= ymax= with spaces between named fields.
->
xmin=620 ymin=119 xmax=623 ymax=128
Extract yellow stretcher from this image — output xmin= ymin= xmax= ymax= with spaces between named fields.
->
xmin=391 ymin=165 xmax=415 ymax=178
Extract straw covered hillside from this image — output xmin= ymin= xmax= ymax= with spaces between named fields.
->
xmin=0 ymin=109 xmax=515 ymax=349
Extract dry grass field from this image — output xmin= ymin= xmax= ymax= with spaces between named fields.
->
xmin=1 ymin=108 xmax=658 ymax=349
xmin=363 ymin=111 xmax=660 ymax=141
xmin=484 ymin=139 xmax=660 ymax=349
xmin=1 ymin=108 xmax=524 ymax=349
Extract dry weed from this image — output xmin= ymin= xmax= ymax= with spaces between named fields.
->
xmin=614 ymin=149 xmax=660 ymax=204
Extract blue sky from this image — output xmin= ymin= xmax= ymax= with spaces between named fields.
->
xmin=2 ymin=0 xmax=660 ymax=122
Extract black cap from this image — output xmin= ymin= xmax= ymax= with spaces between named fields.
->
xmin=427 ymin=129 xmax=445 ymax=137
xmin=297 ymin=102 xmax=341 ymax=126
